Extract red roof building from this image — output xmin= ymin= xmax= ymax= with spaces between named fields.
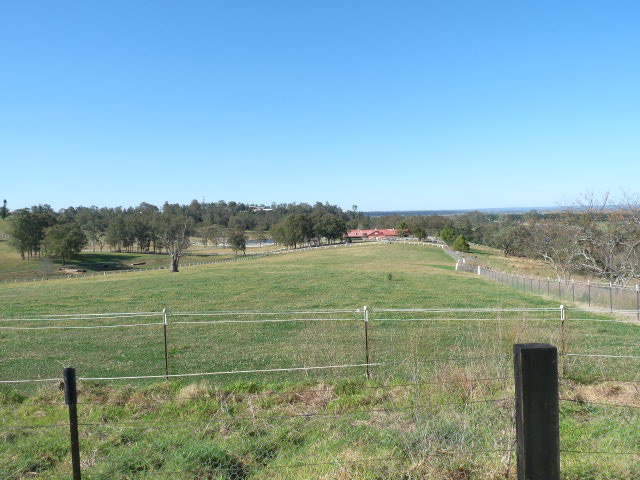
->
xmin=346 ymin=228 xmax=399 ymax=239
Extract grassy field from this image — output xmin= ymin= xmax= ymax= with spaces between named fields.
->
xmin=462 ymin=244 xmax=557 ymax=278
xmin=0 ymin=218 xmax=283 ymax=281
xmin=0 ymin=243 xmax=560 ymax=314
xmin=2 ymin=244 xmax=639 ymax=479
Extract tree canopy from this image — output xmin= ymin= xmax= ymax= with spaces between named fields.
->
xmin=42 ymin=223 xmax=87 ymax=266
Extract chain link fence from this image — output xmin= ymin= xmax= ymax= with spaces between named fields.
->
xmin=456 ymin=261 xmax=640 ymax=317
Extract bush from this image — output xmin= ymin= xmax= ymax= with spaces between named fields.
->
xmin=453 ymin=235 xmax=470 ymax=252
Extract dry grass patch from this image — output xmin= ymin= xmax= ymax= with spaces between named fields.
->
xmin=563 ymin=379 xmax=640 ymax=407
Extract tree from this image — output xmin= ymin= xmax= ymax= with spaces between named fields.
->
xmin=1 ymin=199 xmax=7 ymax=219
xmin=254 ymin=230 xmax=269 ymax=247
xmin=157 ymin=214 xmax=194 ymax=272
xmin=42 ymin=223 xmax=87 ymax=266
xmin=199 ymin=224 xmax=218 ymax=248
xmin=312 ymin=211 xmax=347 ymax=244
xmin=414 ymin=227 xmax=428 ymax=241
xmin=453 ymin=234 xmax=470 ymax=252
xmin=105 ymin=216 xmax=128 ymax=252
xmin=396 ymin=221 xmax=409 ymax=238
xmin=9 ymin=206 xmax=56 ymax=259
xmin=528 ymin=219 xmax=580 ymax=280
xmin=491 ymin=224 xmax=530 ymax=257
xmin=272 ymin=214 xmax=314 ymax=248
xmin=228 ymin=228 xmax=248 ymax=256
xmin=439 ymin=225 xmax=456 ymax=245
xmin=567 ymin=197 xmax=640 ymax=285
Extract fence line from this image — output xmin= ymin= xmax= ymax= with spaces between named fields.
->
xmin=6 ymin=344 xmax=639 ymax=479
xmin=0 ymin=316 xmax=572 ymax=331
xmin=456 ymin=259 xmax=640 ymax=315
xmin=563 ymin=352 xmax=640 ymax=360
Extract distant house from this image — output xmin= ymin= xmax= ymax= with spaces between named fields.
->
xmin=346 ymin=229 xmax=399 ymax=241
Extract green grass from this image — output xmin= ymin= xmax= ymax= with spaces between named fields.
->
xmin=0 ymin=244 xmax=634 ymax=384
xmin=0 ymin=219 xmax=281 ymax=282
xmin=1 ymin=243 xmax=639 ymax=479
xmin=0 ymin=244 xmax=557 ymax=314
xmin=0 ymin=239 xmax=241 ymax=281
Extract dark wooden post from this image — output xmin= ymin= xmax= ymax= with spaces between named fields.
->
xmin=364 ymin=306 xmax=371 ymax=379
xmin=64 ymin=367 xmax=82 ymax=480
xmin=514 ymin=344 xmax=560 ymax=480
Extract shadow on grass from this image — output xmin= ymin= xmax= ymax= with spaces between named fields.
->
xmin=69 ymin=253 xmax=156 ymax=272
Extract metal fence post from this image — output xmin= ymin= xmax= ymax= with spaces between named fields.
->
xmin=559 ymin=305 xmax=568 ymax=376
xmin=637 ymin=285 xmax=639 ymax=323
xmin=571 ymin=279 xmax=575 ymax=304
xmin=609 ymin=282 xmax=613 ymax=312
xmin=514 ymin=344 xmax=560 ymax=480
xmin=162 ymin=308 xmax=170 ymax=379
xmin=364 ymin=306 xmax=371 ymax=379
xmin=588 ymin=280 xmax=591 ymax=307
xmin=64 ymin=367 xmax=82 ymax=480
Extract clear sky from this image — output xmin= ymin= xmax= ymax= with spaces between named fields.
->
xmin=1 ymin=1 xmax=639 ymax=212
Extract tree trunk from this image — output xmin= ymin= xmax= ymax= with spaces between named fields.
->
xmin=171 ymin=253 xmax=180 ymax=272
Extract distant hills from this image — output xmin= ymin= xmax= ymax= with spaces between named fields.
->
xmin=364 ymin=207 xmax=564 ymax=217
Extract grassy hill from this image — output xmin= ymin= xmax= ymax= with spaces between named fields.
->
xmin=1 ymin=244 xmax=639 ymax=479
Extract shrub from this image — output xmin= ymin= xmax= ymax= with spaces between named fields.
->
xmin=453 ymin=235 xmax=470 ymax=252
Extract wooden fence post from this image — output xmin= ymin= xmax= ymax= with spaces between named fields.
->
xmin=514 ymin=344 xmax=560 ymax=480
xmin=64 ymin=367 xmax=82 ymax=480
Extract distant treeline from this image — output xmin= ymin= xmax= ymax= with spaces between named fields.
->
xmin=360 ymin=200 xmax=640 ymax=286
xmin=4 ymin=195 xmax=640 ymax=285
xmin=395 ymin=202 xmax=640 ymax=286
xmin=3 ymin=201 xmax=367 ymax=258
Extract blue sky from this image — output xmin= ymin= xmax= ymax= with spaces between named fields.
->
xmin=1 ymin=1 xmax=639 ymax=212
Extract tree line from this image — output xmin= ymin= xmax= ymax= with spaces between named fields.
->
xmin=6 ymin=195 xmax=639 ymax=283
xmin=372 ymin=196 xmax=640 ymax=286
xmin=3 ymin=200 xmax=362 ymax=270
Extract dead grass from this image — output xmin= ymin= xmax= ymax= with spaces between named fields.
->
xmin=563 ymin=379 xmax=640 ymax=407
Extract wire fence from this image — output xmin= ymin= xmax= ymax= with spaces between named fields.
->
xmin=1 ymin=307 xmax=573 ymax=388
xmin=2 ymin=307 xmax=640 ymax=478
xmin=456 ymin=260 xmax=640 ymax=317
xmin=3 ymin=306 xmax=640 ymax=387
xmin=3 ymin=356 xmax=640 ymax=478
xmin=2 ymin=372 xmax=518 ymax=479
